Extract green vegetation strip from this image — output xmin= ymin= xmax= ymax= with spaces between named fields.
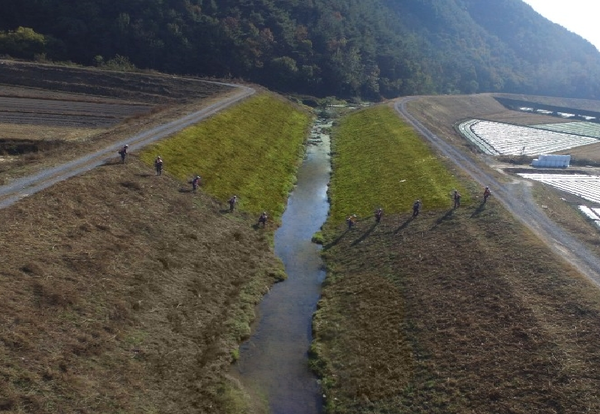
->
xmin=328 ymin=105 xmax=467 ymax=225
xmin=140 ymin=93 xmax=311 ymax=219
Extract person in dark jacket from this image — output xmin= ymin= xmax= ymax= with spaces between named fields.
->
xmin=118 ymin=144 xmax=129 ymax=163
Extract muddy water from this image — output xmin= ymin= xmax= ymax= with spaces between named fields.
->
xmin=234 ymin=120 xmax=332 ymax=414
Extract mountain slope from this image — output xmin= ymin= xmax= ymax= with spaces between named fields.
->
xmin=1 ymin=0 xmax=599 ymax=100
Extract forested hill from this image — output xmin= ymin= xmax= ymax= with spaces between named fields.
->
xmin=2 ymin=0 xmax=600 ymax=100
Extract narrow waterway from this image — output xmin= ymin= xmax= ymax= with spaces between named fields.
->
xmin=233 ymin=119 xmax=332 ymax=414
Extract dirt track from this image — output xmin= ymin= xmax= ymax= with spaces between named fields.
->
xmin=395 ymin=97 xmax=600 ymax=285
xmin=0 ymin=82 xmax=254 ymax=209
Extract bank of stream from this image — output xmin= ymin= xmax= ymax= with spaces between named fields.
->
xmin=233 ymin=118 xmax=332 ymax=413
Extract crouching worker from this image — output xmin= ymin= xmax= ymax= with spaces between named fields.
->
xmin=483 ymin=186 xmax=492 ymax=203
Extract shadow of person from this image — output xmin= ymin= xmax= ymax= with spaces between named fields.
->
xmin=351 ymin=223 xmax=378 ymax=246
xmin=178 ymin=188 xmax=193 ymax=193
xmin=323 ymin=229 xmax=350 ymax=251
xmin=470 ymin=202 xmax=487 ymax=218
xmin=394 ymin=217 xmax=414 ymax=234
xmin=100 ymin=160 xmax=124 ymax=167
xmin=430 ymin=209 xmax=454 ymax=230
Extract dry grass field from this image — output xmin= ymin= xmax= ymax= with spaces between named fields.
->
xmin=5 ymin=57 xmax=600 ymax=414
xmin=312 ymin=96 xmax=600 ymax=413
xmin=0 ymin=160 xmax=283 ymax=413
xmin=316 ymin=203 xmax=600 ymax=413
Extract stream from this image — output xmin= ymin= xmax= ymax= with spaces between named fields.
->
xmin=233 ymin=118 xmax=332 ymax=414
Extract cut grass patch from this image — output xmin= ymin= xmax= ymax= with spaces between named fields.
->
xmin=140 ymin=93 xmax=312 ymax=220
xmin=327 ymin=105 xmax=467 ymax=226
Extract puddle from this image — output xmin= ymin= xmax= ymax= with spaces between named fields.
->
xmin=233 ymin=118 xmax=332 ymax=414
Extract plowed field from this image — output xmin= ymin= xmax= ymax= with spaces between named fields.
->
xmin=0 ymin=96 xmax=150 ymax=128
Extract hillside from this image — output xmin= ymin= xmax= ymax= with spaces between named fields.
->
xmin=2 ymin=0 xmax=600 ymax=100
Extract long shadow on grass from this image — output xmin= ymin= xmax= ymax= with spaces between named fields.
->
xmin=323 ymin=229 xmax=350 ymax=251
xmin=430 ymin=208 xmax=454 ymax=230
xmin=470 ymin=202 xmax=487 ymax=218
xmin=394 ymin=217 xmax=414 ymax=234
xmin=351 ymin=222 xmax=378 ymax=246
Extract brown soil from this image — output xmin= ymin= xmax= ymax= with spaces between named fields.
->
xmin=406 ymin=93 xmax=600 ymax=164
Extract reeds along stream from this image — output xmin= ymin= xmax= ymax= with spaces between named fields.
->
xmin=233 ymin=118 xmax=332 ymax=414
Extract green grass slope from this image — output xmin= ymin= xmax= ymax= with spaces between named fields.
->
xmin=140 ymin=93 xmax=312 ymax=220
xmin=327 ymin=104 xmax=468 ymax=225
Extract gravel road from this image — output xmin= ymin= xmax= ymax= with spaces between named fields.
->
xmin=395 ymin=97 xmax=600 ymax=286
xmin=0 ymin=82 xmax=254 ymax=209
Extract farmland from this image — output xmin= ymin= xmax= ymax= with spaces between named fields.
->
xmin=0 ymin=60 xmax=232 ymax=181
xmin=458 ymin=119 xmax=599 ymax=155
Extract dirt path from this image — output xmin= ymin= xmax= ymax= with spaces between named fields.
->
xmin=395 ymin=97 xmax=600 ymax=285
xmin=0 ymin=82 xmax=254 ymax=209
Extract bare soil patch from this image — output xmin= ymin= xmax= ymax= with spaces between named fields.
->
xmin=0 ymin=59 xmax=227 ymax=104
xmin=0 ymin=96 xmax=151 ymax=129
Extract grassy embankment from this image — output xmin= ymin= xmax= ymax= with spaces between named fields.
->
xmin=140 ymin=93 xmax=311 ymax=221
xmin=327 ymin=105 xmax=468 ymax=225
xmin=0 ymin=92 xmax=311 ymax=414
xmin=312 ymin=104 xmax=600 ymax=413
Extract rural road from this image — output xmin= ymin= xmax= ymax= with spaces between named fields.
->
xmin=395 ymin=97 xmax=600 ymax=286
xmin=0 ymin=82 xmax=255 ymax=209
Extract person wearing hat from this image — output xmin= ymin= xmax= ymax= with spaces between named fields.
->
xmin=375 ymin=207 xmax=383 ymax=223
xmin=192 ymin=175 xmax=201 ymax=191
xmin=346 ymin=214 xmax=357 ymax=230
xmin=154 ymin=156 xmax=163 ymax=175
xmin=453 ymin=190 xmax=461 ymax=209
xmin=118 ymin=144 xmax=129 ymax=163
